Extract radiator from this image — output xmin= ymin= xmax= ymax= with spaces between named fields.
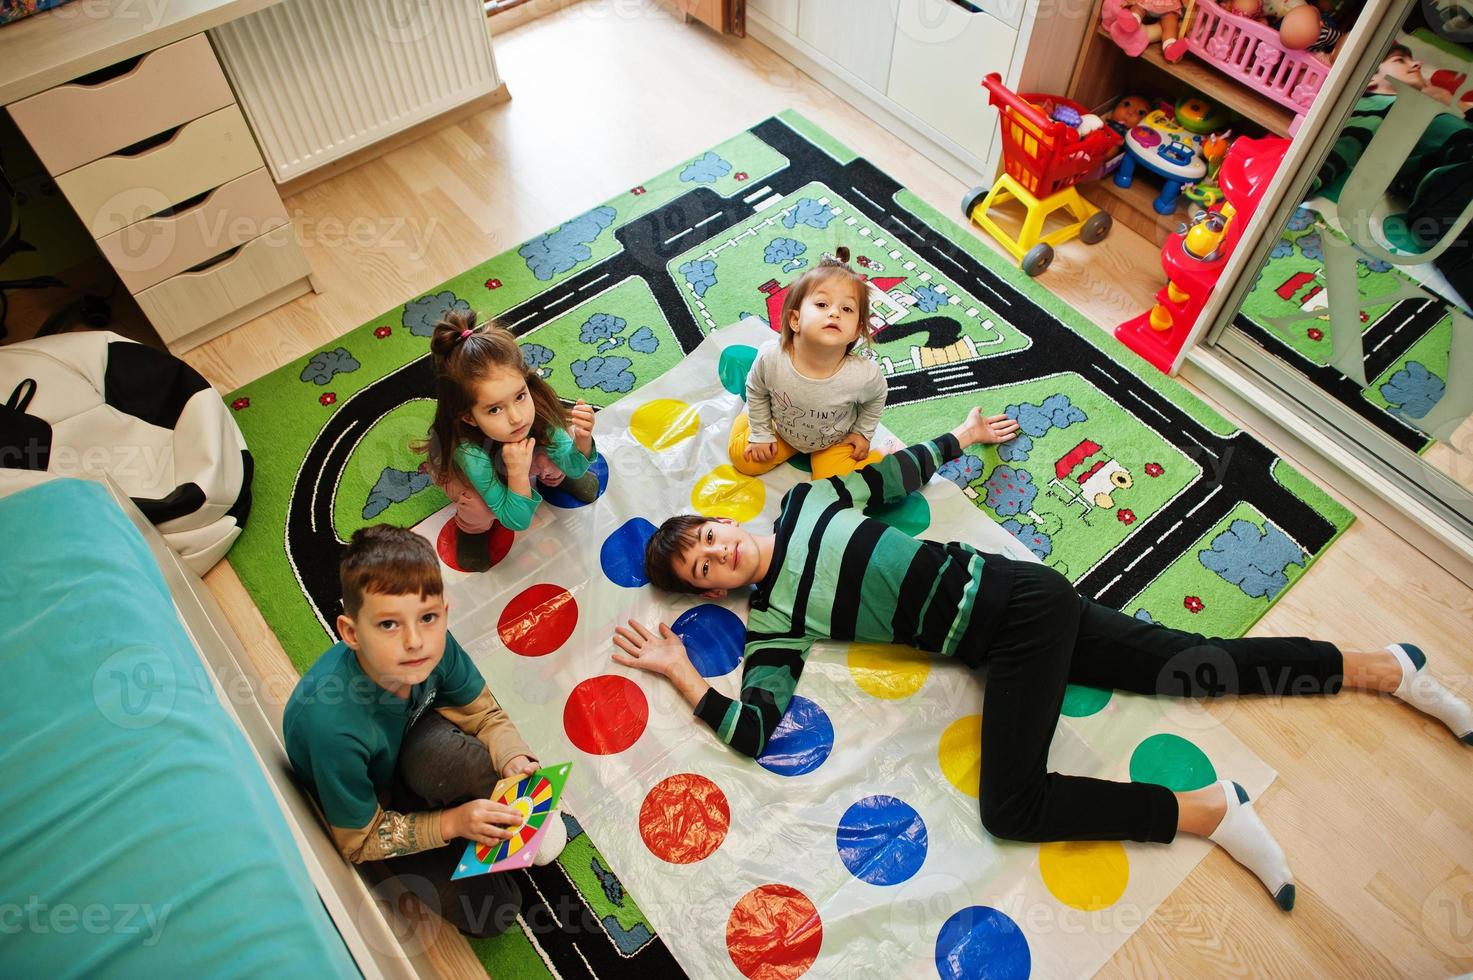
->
xmin=209 ymin=0 xmax=502 ymax=182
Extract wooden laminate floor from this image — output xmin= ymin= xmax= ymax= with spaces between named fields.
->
xmin=106 ymin=2 xmax=1473 ymax=975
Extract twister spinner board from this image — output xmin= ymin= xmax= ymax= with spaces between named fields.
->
xmin=453 ymin=762 xmax=572 ymax=879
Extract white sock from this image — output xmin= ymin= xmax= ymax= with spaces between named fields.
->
xmin=1206 ymin=780 xmax=1296 ymax=910
xmin=532 ymin=810 xmax=567 ymax=867
xmin=1387 ymin=643 xmax=1473 ymax=744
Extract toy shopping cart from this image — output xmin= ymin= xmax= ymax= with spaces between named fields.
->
xmin=963 ymin=73 xmax=1121 ymax=276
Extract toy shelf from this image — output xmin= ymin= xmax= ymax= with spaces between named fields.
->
xmin=1111 ymin=27 xmax=1297 ymax=138
xmin=1068 ymin=5 xmax=1306 ymax=245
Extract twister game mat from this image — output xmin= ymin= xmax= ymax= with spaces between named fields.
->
xmin=421 ymin=318 xmax=1276 ymax=979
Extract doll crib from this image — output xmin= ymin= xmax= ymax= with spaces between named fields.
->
xmin=1185 ymin=0 xmax=1329 ymax=133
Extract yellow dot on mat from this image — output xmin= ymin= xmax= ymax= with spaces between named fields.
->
xmin=630 ymin=398 xmax=701 ymax=451
xmin=691 ymin=465 xmax=765 ymax=522
xmin=848 ymin=642 xmax=931 ymax=700
xmin=938 ymin=714 xmax=982 ymax=798
xmin=1038 ymin=840 xmax=1129 ymax=911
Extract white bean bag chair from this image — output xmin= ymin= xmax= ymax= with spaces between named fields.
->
xmin=0 ymin=332 xmax=251 ymax=573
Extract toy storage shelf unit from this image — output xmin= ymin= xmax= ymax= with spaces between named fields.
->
xmin=1068 ymin=0 xmax=1330 ymax=245
xmin=745 ymin=0 xmax=1096 ymax=189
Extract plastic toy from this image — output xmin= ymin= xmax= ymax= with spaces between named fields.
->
xmin=1115 ymin=135 xmax=1290 ymax=372
xmin=1174 ymin=93 xmax=1230 ymax=133
xmin=1184 ymin=0 xmax=1329 ymax=132
xmin=1114 ymin=108 xmax=1210 ymax=214
xmin=1182 ymin=131 xmax=1231 ymax=206
xmin=963 ymin=73 xmax=1120 ymax=277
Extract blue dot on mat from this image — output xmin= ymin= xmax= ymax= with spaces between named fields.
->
xmin=542 ymin=454 xmax=609 ymax=509
xmin=836 ymin=795 xmax=928 ymax=885
xmin=671 ymin=604 xmax=745 ymax=678
xmin=934 ymin=906 xmax=1031 ymax=980
xmin=756 ymin=695 xmax=833 ymax=776
xmin=599 ymin=517 xmax=657 ymax=588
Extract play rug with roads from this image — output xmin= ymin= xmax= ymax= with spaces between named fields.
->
xmin=224 ymin=111 xmax=1354 ymax=978
xmin=1235 ymin=204 xmax=1461 ymax=453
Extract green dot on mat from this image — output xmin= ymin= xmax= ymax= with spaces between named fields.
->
xmin=718 ymin=344 xmax=759 ymax=399
xmin=1129 ymin=733 xmax=1217 ymax=791
xmin=864 ymin=494 xmax=931 ymax=537
xmin=788 ymin=454 xmax=812 ymax=473
xmin=1060 ymin=684 xmax=1111 ymax=717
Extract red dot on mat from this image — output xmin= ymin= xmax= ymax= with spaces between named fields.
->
xmin=436 ymin=519 xmax=514 ymax=573
xmin=726 ymin=884 xmax=823 ymax=980
xmin=563 ymin=675 xmax=648 ymax=755
xmin=498 ymin=583 xmax=578 ymax=656
xmin=639 ymin=773 xmax=730 ymax=864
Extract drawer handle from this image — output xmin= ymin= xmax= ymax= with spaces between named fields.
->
xmin=946 ymin=0 xmax=983 ymax=10
xmin=116 ymin=124 xmax=185 ymax=158
xmin=72 ymin=54 xmax=147 ymax=88
xmin=184 ymin=244 xmax=245 ymax=275
xmin=154 ymin=187 xmax=217 ymax=220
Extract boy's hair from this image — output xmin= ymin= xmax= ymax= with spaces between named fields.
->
xmin=415 ymin=308 xmax=571 ymax=487
xmin=339 ymin=524 xmax=444 ymax=617
xmin=643 ymin=514 xmax=708 ymax=594
xmin=778 ymin=245 xmax=874 ymax=355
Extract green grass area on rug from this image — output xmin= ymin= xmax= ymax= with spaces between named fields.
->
xmin=223 ymin=109 xmax=1354 ymax=978
xmin=1235 ymin=206 xmax=1456 ymax=454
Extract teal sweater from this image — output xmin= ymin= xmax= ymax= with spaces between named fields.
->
xmin=694 ymin=434 xmax=1013 ymax=757
xmin=454 ymin=426 xmax=595 ymax=531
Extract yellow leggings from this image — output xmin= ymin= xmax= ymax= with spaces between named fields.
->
xmin=727 ymin=412 xmax=883 ymax=480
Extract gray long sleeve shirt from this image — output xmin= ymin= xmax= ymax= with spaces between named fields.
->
xmin=745 ymin=341 xmax=888 ymax=452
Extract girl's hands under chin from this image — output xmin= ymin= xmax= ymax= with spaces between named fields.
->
xmin=502 ymin=436 xmax=537 ymax=474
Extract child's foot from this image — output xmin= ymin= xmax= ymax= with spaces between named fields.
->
xmin=559 ymin=469 xmax=601 ymax=503
xmin=1386 ymin=643 xmax=1473 ymax=744
xmin=1206 ymin=780 xmax=1295 ymax=910
xmin=455 ymin=528 xmax=494 ymax=573
xmin=532 ymin=811 xmax=568 ymax=866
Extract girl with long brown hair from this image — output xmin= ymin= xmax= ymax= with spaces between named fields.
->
xmin=418 ymin=309 xmax=598 ymax=571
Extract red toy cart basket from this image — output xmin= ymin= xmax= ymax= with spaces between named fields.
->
xmin=963 ymin=73 xmax=1121 ymax=276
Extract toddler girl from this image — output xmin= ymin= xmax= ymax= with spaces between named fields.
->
xmin=730 ymin=247 xmax=889 ymax=480
xmin=420 ymin=309 xmax=598 ymax=571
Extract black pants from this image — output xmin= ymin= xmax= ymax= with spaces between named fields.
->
xmin=975 ymin=558 xmax=1343 ymax=845
xmin=375 ymin=712 xmax=521 ymax=938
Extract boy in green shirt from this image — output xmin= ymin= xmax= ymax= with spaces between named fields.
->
xmin=616 ymin=406 xmax=1471 ymax=912
xmin=286 ymin=525 xmax=565 ymax=937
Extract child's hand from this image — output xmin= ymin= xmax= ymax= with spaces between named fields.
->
xmin=744 ymin=440 xmax=776 ymax=463
xmin=841 ymin=432 xmax=871 ymax=461
xmin=611 ymin=619 xmax=688 ymax=678
xmin=501 ymin=755 xmax=539 ymax=779
xmin=445 ymin=799 xmax=524 ymax=845
xmin=953 ymin=407 xmax=1020 ymax=447
xmin=502 ymin=436 xmax=537 ymax=475
xmin=570 ymin=399 xmax=595 ymax=454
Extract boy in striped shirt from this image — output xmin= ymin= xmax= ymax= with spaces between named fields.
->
xmin=613 ymin=406 xmax=1472 ymax=911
